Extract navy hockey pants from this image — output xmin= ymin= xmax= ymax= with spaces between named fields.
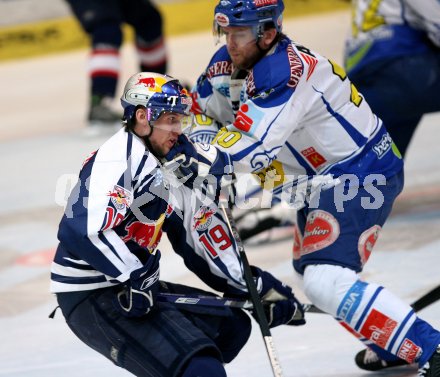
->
xmin=57 ymin=282 xmax=251 ymax=377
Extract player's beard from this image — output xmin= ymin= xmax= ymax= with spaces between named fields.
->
xmin=229 ymin=43 xmax=268 ymax=70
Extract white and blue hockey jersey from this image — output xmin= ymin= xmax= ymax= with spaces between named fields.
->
xmin=50 ymin=129 xmax=247 ymax=293
xmin=192 ymin=36 xmax=403 ymax=201
xmin=345 ymin=0 xmax=440 ymax=75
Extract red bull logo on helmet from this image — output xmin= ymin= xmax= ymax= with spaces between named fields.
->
xmin=193 ymin=206 xmax=216 ymax=231
xmin=107 ymin=185 xmax=133 ymax=211
xmin=136 ymin=76 xmax=168 ymax=93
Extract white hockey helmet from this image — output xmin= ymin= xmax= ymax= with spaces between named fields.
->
xmin=120 ymin=72 xmax=192 ymax=126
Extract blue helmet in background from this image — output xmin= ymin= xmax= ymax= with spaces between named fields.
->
xmin=214 ymin=0 xmax=284 ymax=35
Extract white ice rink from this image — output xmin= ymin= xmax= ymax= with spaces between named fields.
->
xmin=1 ymin=9 xmax=440 ymax=377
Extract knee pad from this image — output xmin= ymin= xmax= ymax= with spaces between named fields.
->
xmin=303 ymin=264 xmax=359 ymax=316
xmin=215 ymin=309 xmax=252 ymax=363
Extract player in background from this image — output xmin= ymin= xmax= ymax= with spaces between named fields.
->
xmin=187 ymin=113 xmax=296 ymax=244
xmin=164 ymin=1 xmax=440 ymax=375
xmin=344 ymin=0 xmax=440 ymax=158
xmin=65 ymin=0 xmax=167 ymax=130
xmin=344 ymin=0 xmax=440 ymax=370
xmin=50 ymin=72 xmax=305 ymax=377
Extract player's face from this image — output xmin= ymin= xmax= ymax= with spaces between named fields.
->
xmin=221 ymin=26 xmax=261 ymax=69
xmin=149 ymin=112 xmax=188 ymax=157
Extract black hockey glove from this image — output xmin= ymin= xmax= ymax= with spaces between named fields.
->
xmin=164 ymin=134 xmax=233 ymax=189
xmin=253 ymin=266 xmax=306 ymax=328
xmin=114 ymin=250 xmax=161 ymax=318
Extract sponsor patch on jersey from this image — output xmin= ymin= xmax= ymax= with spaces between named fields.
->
xmin=206 ymin=60 xmax=233 ymax=79
xmin=193 ymin=206 xmax=216 ymax=231
xmin=397 ymin=338 xmax=422 ymax=364
xmin=233 ymin=102 xmax=264 ymax=134
xmin=286 ymin=44 xmax=303 ymax=88
xmin=358 ymin=225 xmax=381 ymax=266
xmin=360 ymin=309 xmax=398 ymax=348
xmin=302 ymin=210 xmax=340 ymax=254
xmin=373 ymin=132 xmax=393 ymax=159
xmin=337 ymin=280 xmax=367 ymax=322
xmin=301 ymin=147 xmax=327 ymax=169
xmin=107 ymin=185 xmax=133 ymax=210
xmin=300 ymin=52 xmax=318 ymax=81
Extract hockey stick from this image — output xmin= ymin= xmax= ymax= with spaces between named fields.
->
xmin=410 ymin=285 xmax=440 ymax=312
xmin=220 ymin=201 xmax=284 ymax=377
xmin=156 ymin=292 xmax=324 ymax=313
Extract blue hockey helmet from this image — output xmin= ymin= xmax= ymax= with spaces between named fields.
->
xmin=120 ymin=72 xmax=192 ymax=127
xmin=213 ymin=0 xmax=284 ymax=38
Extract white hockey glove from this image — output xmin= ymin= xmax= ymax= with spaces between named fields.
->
xmin=114 ymin=251 xmax=161 ymax=317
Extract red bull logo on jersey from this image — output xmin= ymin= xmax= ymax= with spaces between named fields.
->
xmin=193 ymin=206 xmax=216 ymax=231
xmin=107 ymin=185 xmax=133 ymax=211
xmin=122 ymin=213 xmax=165 ymax=252
xmin=302 ymin=210 xmax=340 ymax=254
xmin=136 ymin=76 xmax=167 ymax=93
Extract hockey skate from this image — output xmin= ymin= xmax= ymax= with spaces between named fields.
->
xmin=355 ymin=347 xmax=408 ymax=371
xmin=418 ymin=345 xmax=440 ymax=377
xmin=86 ymin=95 xmax=122 ymax=134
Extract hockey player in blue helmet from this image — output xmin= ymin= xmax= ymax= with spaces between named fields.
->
xmin=165 ymin=0 xmax=440 ymax=374
xmin=51 ymin=70 xmax=306 ymax=377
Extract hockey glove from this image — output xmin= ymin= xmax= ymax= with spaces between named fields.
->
xmin=164 ymin=134 xmax=233 ymax=189
xmin=253 ymin=266 xmax=306 ymax=328
xmin=114 ymin=250 xmax=161 ymax=318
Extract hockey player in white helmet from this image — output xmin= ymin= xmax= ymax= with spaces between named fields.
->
xmin=164 ymin=0 xmax=440 ymax=375
xmin=50 ymin=72 xmax=305 ymax=377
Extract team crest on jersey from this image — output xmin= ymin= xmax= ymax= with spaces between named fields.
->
xmin=302 ymin=210 xmax=340 ymax=254
xmin=358 ymin=225 xmax=381 ymax=266
xmin=107 ymin=185 xmax=133 ymax=211
xmin=193 ymin=206 xmax=216 ymax=231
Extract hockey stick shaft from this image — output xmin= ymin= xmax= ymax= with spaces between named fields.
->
xmin=156 ymin=292 xmax=324 ymax=313
xmin=220 ymin=202 xmax=284 ymax=377
xmin=411 ymin=285 xmax=440 ymax=312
